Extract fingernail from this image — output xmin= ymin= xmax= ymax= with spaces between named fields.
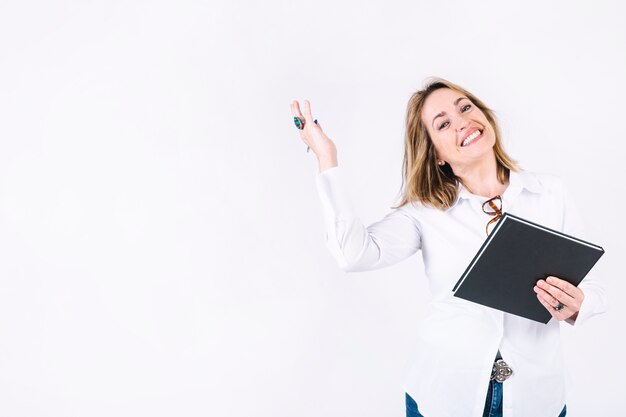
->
xmin=547 ymin=277 xmax=553 ymax=283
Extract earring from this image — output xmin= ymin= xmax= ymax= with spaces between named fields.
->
xmin=437 ymin=160 xmax=445 ymax=166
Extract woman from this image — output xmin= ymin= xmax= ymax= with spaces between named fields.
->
xmin=289 ymin=78 xmax=606 ymax=417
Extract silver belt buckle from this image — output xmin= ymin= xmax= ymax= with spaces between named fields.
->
xmin=490 ymin=359 xmax=513 ymax=382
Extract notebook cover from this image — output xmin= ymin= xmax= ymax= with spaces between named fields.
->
xmin=452 ymin=212 xmax=604 ymax=323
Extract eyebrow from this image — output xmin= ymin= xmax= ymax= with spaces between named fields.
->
xmin=431 ymin=96 xmax=469 ymax=128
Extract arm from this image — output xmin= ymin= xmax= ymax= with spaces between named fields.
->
xmin=290 ymin=99 xmax=422 ymax=272
xmin=316 ymin=166 xmax=422 ymax=272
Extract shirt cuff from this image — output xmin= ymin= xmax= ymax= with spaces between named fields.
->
xmin=315 ymin=165 xmax=356 ymax=220
xmin=564 ymin=279 xmax=607 ymax=327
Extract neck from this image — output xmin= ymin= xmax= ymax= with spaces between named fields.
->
xmin=452 ymin=153 xmax=508 ymax=198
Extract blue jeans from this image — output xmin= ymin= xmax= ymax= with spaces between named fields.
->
xmin=405 ymin=380 xmax=567 ymax=417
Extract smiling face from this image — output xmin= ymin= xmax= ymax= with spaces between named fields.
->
xmin=421 ymin=88 xmax=496 ymax=171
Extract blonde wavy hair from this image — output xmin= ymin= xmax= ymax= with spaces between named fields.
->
xmin=392 ymin=78 xmax=521 ymax=211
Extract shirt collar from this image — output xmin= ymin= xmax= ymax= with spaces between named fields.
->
xmin=455 ymin=170 xmax=543 ymax=203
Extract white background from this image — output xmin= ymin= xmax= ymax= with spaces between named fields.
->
xmin=0 ymin=0 xmax=623 ymax=416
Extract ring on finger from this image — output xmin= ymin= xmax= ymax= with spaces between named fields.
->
xmin=294 ymin=116 xmax=305 ymax=130
xmin=554 ymin=302 xmax=565 ymax=311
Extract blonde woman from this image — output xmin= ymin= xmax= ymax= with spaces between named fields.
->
xmin=289 ymin=78 xmax=605 ymax=417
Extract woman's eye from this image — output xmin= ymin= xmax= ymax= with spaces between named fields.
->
xmin=461 ymin=104 xmax=472 ymax=112
xmin=438 ymin=121 xmax=449 ymax=130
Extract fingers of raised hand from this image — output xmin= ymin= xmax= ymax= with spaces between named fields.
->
xmin=290 ymin=101 xmax=305 ymax=127
xmin=303 ymin=101 xmax=323 ymax=131
xmin=291 ymin=100 xmax=318 ymax=128
xmin=303 ymin=99 xmax=314 ymax=120
xmin=290 ymin=100 xmax=303 ymax=117
xmin=291 ymin=100 xmax=317 ymax=153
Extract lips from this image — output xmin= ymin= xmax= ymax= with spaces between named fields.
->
xmin=460 ymin=128 xmax=483 ymax=147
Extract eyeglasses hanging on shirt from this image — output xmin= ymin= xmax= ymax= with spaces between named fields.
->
xmin=482 ymin=195 xmax=503 ymax=236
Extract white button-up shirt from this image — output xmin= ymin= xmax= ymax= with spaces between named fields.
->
xmin=315 ymin=166 xmax=606 ymax=417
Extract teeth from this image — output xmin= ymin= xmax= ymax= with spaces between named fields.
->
xmin=462 ymin=130 xmax=482 ymax=147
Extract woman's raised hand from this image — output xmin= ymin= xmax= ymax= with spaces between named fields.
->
xmin=290 ymin=99 xmax=338 ymax=172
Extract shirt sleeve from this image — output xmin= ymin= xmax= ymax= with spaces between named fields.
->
xmin=558 ymin=178 xmax=608 ymax=327
xmin=315 ymin=166 xmax=422 ymax=272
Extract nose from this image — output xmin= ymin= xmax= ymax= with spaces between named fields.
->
xmin=455 ymin=116 xmax=470 ymax=131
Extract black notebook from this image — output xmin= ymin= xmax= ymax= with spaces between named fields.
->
xmin=452 ymin=212 xmax=604 ymax=323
